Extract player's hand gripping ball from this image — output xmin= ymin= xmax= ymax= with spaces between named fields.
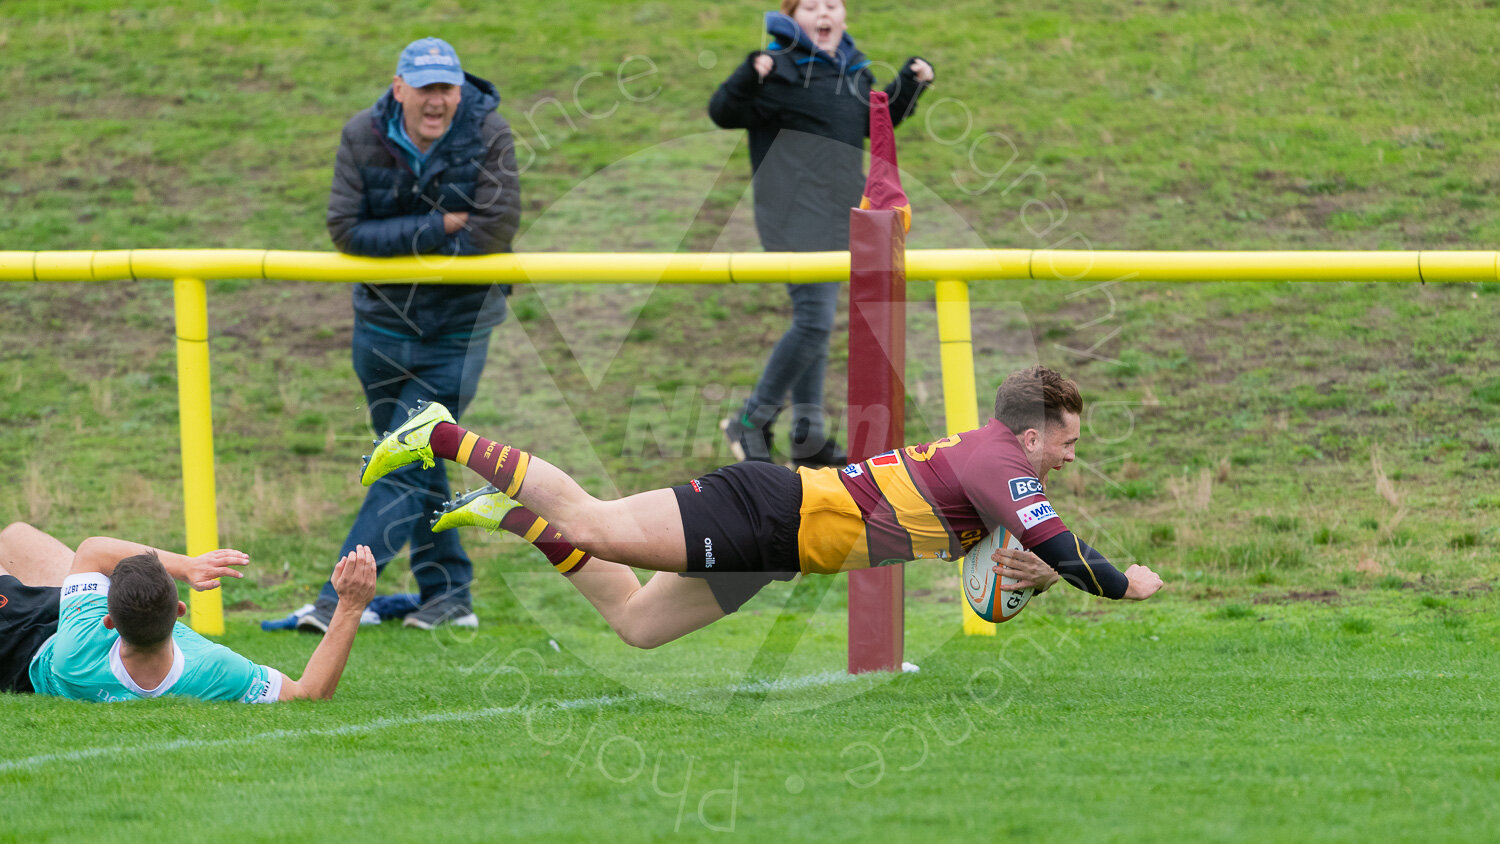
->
xmin=962 ymin=528 xmax=1033 ymax=623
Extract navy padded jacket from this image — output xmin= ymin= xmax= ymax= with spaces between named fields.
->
xmin=328 ymin=72 xmax=520 ymax=337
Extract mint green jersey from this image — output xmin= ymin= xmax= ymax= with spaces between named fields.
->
xmin=28 ymin=573 xmax=281 ymax=703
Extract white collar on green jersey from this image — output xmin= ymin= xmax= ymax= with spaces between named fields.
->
xmin=108 ymin=638 xmax=185 ymax=698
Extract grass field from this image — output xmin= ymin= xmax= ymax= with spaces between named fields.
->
xmin=2 ymin=0 xmax=1499 ymax=841
xmin=5 ymin=589 xmax=1498 ymax=841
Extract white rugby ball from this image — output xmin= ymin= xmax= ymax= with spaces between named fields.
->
xmin=962 ymin=528 xmax=1033 ymax=623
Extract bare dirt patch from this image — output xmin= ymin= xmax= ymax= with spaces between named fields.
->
xmin=1252 ymin=589 xmax=1341 ymax=605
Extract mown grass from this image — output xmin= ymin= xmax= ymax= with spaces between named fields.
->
xmin=3 ymin=589 xmax=1498 ymax=841
xmin=1 ymin=1 xmax=1499 ymax=840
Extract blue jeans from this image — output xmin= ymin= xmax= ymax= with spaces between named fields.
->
xmin=743 ymin=281 xmax=840 ymax=452
xmin=318 ymin=320 xmax=491 ymax=606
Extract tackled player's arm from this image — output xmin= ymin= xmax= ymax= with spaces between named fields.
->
xmin=277 ymin=545 xmax=377 ymax=701
xmin=1028 ymin=532 xmax=1163 ymax=601
xmin=69 ymin=537 xmax=248 ymax=591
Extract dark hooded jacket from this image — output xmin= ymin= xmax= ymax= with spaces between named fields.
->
xmin=328 ymin=72 xmax=519 ymax=337
xmin=708 ymin=13 xmax=930 ymax=251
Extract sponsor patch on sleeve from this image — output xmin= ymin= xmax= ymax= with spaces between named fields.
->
xmin=1015 ymin=501 xmax=1058 ymax=531
xmin=1008 ymin=476 xmax=1045 ymax=501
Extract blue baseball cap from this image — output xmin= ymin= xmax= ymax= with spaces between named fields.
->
xmin=396 ymin=37 xmax=464 ymax=87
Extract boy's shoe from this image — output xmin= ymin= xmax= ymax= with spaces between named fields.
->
xmin=293 ymin=598 xmax=381 ymax=633
xmin=431 ymin=484 xmax=520 ymax=533
xmin=403 ymin=595 xmax=479 ymax=630
xmin=789 ymin=416 xmax=849 ymax=469
xmin=721 ymin=415 xmax=774 ymax=463
xmin=791 ymin=439 xmax=849 ymax=469
xmin=295 ymin=598 xmax=338 ymax=633
xmin=360 ymin=400 xmax=455 ymax=486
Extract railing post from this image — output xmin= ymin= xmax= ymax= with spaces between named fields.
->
xmin=934 ymin=279 xmax=995 ymax=636
xmin=172 ymin=277 xmax=223 ymax=635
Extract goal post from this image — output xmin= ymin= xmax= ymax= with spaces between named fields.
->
xmin=846 ymin=91 xmax=912 ymax=673
xmin=845 ymin=208 xmax=908 ymax=673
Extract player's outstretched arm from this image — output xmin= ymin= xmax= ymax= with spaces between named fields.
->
xmin=279 ymin=545 xmax=377 ymax=701
xmin=71 ymin=536 xmax=248 ymax=591
xmin=1029 ymin=531 xmax=1165 ymax=600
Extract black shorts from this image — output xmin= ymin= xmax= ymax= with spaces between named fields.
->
xmin=673 ymin=462 xmax=804 ymax=614
xmin=0 ymin=576 xmax=61 ymax=694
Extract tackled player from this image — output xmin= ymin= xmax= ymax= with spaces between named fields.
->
xmin=1 ymin=524 xmax=376 ymax=701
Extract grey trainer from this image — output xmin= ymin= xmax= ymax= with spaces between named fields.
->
xmin=403 ymin=595 xmax=479 ymax=630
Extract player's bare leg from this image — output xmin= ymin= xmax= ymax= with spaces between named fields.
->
xmin=567 ymin=565 xmax=726 ymax=648
xmin=0 ymin=522 xmax=74 ymax=586
xmin=517 ymin=470 xmax=688 ymax=572
xmin=432 ymin=488 xmax=722 ymax=645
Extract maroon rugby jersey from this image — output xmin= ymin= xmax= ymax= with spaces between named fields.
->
xmin=794 ymin=420 xmax=1068 ymax=574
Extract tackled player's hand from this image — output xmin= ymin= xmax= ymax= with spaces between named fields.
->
xmin=332 ymin=545 xmax=378 ymax=608
xmin=187 ymin=549 xmax=249 ymax=592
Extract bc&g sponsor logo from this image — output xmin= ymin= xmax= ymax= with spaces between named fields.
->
xmin=1008 ymin=476 xmax=1045 ymax=501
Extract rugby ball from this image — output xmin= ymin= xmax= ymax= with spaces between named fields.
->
xmin=962 ymin=528 xmax=1033 ymax=623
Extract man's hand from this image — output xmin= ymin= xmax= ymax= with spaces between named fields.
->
xmin=1122 ymin=564 xmax=1164 ymax=600
xmin=331 ymin=545 xmax=377 ymax=610
xmin=753 ymin=53 xmax=773 ymax=79
xmin=993 ymin=546 xmax=1059 ymax=593
xmin=278 ymin=545 xmax=377 ymax=701
xmin=442 ymin=211 xmax=469 ymax=235
xmin=910 ymin=58 xmax=934 ymax=84
xmin=184 ymin=549 xmax=249 ymax=592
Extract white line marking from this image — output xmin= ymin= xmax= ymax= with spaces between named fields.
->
xmin=1 ymin=672 xmax=860 ymax=773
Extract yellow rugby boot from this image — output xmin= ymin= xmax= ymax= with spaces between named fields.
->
xmin=359 ymin=400 xmax=455 ymax=486
xmin=430 ymin=484 xmax=520 ymax=534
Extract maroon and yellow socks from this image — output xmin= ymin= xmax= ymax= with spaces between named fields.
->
xmin=427 ymin=423 xmax=580 ymax=574
xmin=430 ymin=422 xmax=533 ymax=499
xmin=498 ymin=505 xmax=591 ymax=577
xmin=428 ymin=422 xmax=464 ymax=462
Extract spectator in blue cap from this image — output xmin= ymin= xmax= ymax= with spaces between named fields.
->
xmin=308 ymin=37 xmax=521 ymax=633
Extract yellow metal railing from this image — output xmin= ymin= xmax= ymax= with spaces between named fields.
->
xmin=5 ymin=248 xmax=1497 ymax=284
xmin=4 ymin=248 xmax=1495 ymax=634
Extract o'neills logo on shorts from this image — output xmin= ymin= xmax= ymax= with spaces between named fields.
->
xmin=703 ymin=537 xmax=716 ymax=568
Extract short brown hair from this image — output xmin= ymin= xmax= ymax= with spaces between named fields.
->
xmin=107 ymin=551 xmax=178 ymax=646
xmin=782 ymin=0 xmax=846 ymax=14
xmin=994 ymin=366 xmax=1083 ymax=434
